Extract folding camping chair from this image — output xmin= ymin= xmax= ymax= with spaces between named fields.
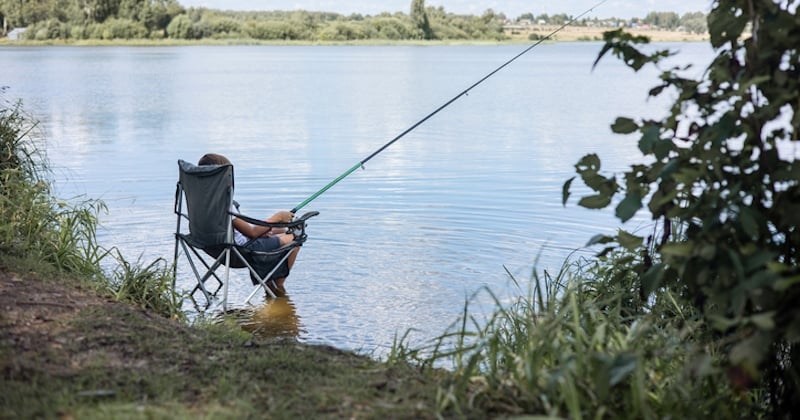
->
xmin=173 ymin=159 xmax=318 ymax=309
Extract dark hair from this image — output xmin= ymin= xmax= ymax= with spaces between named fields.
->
xmin=198 ymin=153 xmax=231 ymax=166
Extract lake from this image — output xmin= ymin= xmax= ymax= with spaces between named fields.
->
xmin=2 ymin=42 xmax=712 ymax=355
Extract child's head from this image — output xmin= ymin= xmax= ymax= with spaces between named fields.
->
xmin=198 ymin=153 xmax=231 ymax=166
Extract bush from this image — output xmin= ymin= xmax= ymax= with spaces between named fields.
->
xmin=317 ymin=21 xmax=372 ymax=41
xmin=244 ymin=20 xmax=302 ymax=40
xmin=70 ymin=25 xmax=87 ymax=40
xmin=564 ymin=1 xmax=800 ymax=414
xmin=369 ymin=17 xmax=415 ymax=40
xmin=27 ymin=19 xmax=69 ymax=40
xmin=99 ymin=18 xmax=147 ymax=40
xmin=167 ymin=14 xmax=194 ymax=39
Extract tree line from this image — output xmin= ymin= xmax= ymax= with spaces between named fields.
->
xmin=1 ymin=0 xmax=706 ymax=42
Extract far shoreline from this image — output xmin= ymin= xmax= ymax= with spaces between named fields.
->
xmin=0 ymin=27 xmax=708 ymax=47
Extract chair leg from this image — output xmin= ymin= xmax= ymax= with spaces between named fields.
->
xmin=238 ymin=247 xmax=294 ymax=304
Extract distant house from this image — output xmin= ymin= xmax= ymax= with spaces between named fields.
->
xmin=7 ymin=28 xmax=27 ymax=40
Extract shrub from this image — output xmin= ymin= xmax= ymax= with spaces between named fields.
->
xmin=167 ymin=14 xmax=194 ymax=39
xmin=99 ymin=18 xmax=147 ymax=40
xmin=244 ymin=20 xmax=302 ymax=40
xmin=564 ymin=1 xmax=800 ymax=415
xmin=317 ymin=21 xmax=372 ymax=41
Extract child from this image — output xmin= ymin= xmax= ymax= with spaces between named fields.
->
xmin=198 ymin=153 xmax=299 ymax=295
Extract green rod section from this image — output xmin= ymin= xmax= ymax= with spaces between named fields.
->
xmin=290 ymin=0 xmax=607 ymax=214
xmin=291 ymin=162 xmax=362 ymax=213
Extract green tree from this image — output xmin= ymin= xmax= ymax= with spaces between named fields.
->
xmin=549 ymin=13 xmax=571 ymax=25
xmin=0 ymin=0 xmax=50 ymax=27
xmin=165 ymin=12 xmax=191 ymax=38
xmin=680 ymin=11 xmax=707 ymax=34
xmin=517 ymin=12 xmax=533 ymax=21
xmin=564 ymin=1 xmax=799 ymax=415
xmin=409 ymin=0 xmax=433 ymax=40
xmin=643 ymin=11 xmax=680 ymax=29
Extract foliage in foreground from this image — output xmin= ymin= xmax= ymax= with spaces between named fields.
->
xmin=563 ymin=0 xmax=800 ymax=416
xmin=0 ymin=93 xmax=182 ymax=319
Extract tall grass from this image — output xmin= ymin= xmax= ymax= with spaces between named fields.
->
xmin=393 ymin=255 xmax=765 ymax=418
xmin=109 ymin=252 xmax=186 ymax=321
xmin=1 ymin=95 xmax=183 ymax=319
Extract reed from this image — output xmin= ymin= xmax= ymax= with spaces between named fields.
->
xmin=396 ymin=253 xmax=763 ymax=418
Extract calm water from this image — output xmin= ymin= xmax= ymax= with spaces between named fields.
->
xmin=2 ymin=43 xmax=712 ymax=354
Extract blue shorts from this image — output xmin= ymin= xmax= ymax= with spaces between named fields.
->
xmin=243 ymin=235 xmax=281 ymax=252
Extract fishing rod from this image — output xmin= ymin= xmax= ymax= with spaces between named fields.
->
xmin=290 ymin=0 xmax=607 ymax=214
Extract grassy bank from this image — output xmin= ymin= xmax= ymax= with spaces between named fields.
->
xmin=0 ymin=255 xmax=446 ymax=419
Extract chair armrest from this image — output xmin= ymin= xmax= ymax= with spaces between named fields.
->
xmin=232 ymin=211 xmax=320 ymax=229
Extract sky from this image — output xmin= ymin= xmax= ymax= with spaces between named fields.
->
xmin=176 ymin=1 xmax=712 ymax=19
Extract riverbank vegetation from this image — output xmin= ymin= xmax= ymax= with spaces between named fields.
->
xmin=0 ymin=0 xmax=707 ymax=43
xmin=2 ymin=0 xmax=797 ymax=418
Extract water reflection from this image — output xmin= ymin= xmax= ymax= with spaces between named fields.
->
xmin=238 ymin=296 xmax=304 ymax=339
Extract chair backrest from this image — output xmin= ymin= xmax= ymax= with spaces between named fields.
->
xmin=177 ymin=159 xmax=234 ymax=247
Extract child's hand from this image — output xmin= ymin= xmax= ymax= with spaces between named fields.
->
xmin=278 ymin=211 xmax=294 ymax=222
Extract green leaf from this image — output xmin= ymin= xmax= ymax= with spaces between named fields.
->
xmin=579 ymin=193 xmax=612 ymax=209
xmin=774 ymin=275 xmax=800 ymax=292
xmin=587 ymin=234 xmax=615 ymax=246
xmin=637 ymin=124 xmax=660 ymax=155
xmin=580 ymin=174 xmax=604 ymax=192
xmin=642 ymin=263 xmax=666 ymax=297
xmin=611 ymin=117 xmax=638 ymax=134
xmin=562 ymin=177 xmax=574 ymax=206
xmin=648 ymin=82 xmax=668 ymax=97
xmin=729 ymin=332 xmax=772 ymax=367
xmin=660 ymin=242 xmax=693 ymax=258
xmin=615 ymin=192 xmax=642 ymax=222
xmin=575 ymin=153 xmax=601 ymax=174
xmin=739 ymin=207 xmax=760 ymax=238
xmin=708 ymin=314 xmax=741 ymax=331
xmin=727 ymin=248 xmax=746 ymax=286
xmin=609 ymin=353 xmax=638 ymax=386
xmin=592 ymin=39 xmax=615 ymax=70
xmin=748 ymin=312 xmax=776 ymax=331
xmin=708 ymin=6 xmax=749 ymax=48
xmin=617 ymin=229 xmax=643 ymax=251
xmin=596 ymin=246 xmax=616 ymax=258
xmin=653 ymin=138 xmax=673 ymax=161
xmin=744 ymin=250 xmax=777 ymax=273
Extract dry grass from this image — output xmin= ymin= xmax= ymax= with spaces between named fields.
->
xmin=506 ymin=25 xmax=709 ymax=43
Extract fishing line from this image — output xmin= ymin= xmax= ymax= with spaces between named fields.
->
xmin=291 ymin=0 xmax=607 ymax=214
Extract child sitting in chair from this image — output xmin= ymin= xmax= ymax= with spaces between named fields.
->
xmin=198 ymin=153 xmax=298 ymax=295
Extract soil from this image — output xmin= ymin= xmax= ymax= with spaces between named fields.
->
xmin=0 ymin=269 xmax=115 ymax=371
xmin=0 ymin=267 xmax=448 ymax=418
